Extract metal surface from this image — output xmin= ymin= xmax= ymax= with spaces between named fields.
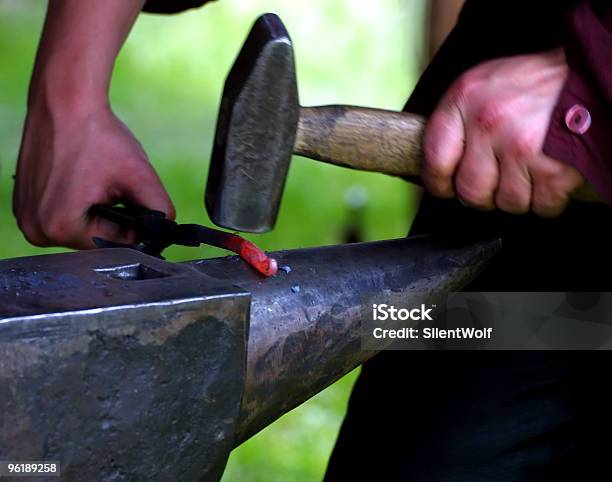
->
xmin=205 ymin=13 xmax=299 ymax=232
xmin=0 ymin=249 xmax=249 ymax=481
xmin=0 ymin=236 xmax=500 ymax=481
xmin=191 ymin=236 xmax=500 ymax=443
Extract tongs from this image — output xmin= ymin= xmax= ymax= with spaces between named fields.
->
xmin=91 ymin=205 xmax=278 ymax=277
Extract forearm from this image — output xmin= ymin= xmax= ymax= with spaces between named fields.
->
xmin=427 ymin=0 xmax=464 ymax=60
xmin=15 ymin=0 xmax=175 ymax=250
xmin=29 ymin=0 xmax=146 ymax=113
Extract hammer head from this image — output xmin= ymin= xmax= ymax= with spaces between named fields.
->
xmin=205 ymin=13 xmax=299 ymax=233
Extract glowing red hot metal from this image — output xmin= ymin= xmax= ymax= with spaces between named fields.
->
xmin=222 ymin=234 xmax=278 ymax=277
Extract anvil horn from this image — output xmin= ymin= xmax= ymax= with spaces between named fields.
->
xmin=0 ymin=236 xmax=499 ymax=481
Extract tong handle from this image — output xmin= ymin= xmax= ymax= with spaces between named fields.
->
xmin=90 ymin=204 xmax=178 ymax=257
xmin=90 ymin=205 xmax=166 ymax=226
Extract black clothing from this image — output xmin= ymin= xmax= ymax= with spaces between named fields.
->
xmin=325 ymin=2 xmax=612 ymax=480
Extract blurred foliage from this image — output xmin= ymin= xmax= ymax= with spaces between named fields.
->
xmin=0 ymin=1 xmax=424 ymax=480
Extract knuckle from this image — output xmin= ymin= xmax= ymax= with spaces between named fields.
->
xmin=20 ymin=222 xmax=47 ymax=247
xmin=531 ymin=160 xmax=584 ymax=201
xmin=14 ymin=209 xmax=46 ymax=246
xmin=562 ymin=172 xmax=586 ymax=195
xmin=474 ymin=159 xmax=499 ymax=185
xmin=530 ymin=161 xmax=563 ymax=185
xmin=456 ymin=178 xmax=492 ymax=208
xmin=423 ymin=143 xmax=455 ymax=179
xmin=498 ymin=181 xmax=527 ymax=203
xmin=475 ymin=102 xmax=506 ymax=134
xmin=422 ymin=165 xmax=454 ymax=198
xmin=423 ymin=118 xmax=460 ymax=176
xmin=507 ymin=135 xmax=538 ymax=163
xmin=453 ymin=72 xmax=480 ymax=101
xmin=425 ymin=181 xmax=454 ymax=199
xmin=531 ymin=191 xmax=568 ymax=218
xmin=39 ymin=217 xmax=68 ymax=243
xmin=423 ymin=129 xmax=457 ymax=177
xmin=495 ymin=189 xmax=529 ymax=214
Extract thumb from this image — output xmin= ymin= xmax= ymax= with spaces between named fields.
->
xmin=80 ymin=216 xmax=138 ymax=250
xmin=118 ymin=165 xmax=176 ymax=221
xmin=422 ymin=89 xmax=466 ymax=198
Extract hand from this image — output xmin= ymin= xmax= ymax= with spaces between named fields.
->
xmin=423 ymin=48 xmax=586 ymax=217
xmin=13 ymin=0 xmax=159 ymax=249
xmin=14 ymin=102 xmax=174 ymax=249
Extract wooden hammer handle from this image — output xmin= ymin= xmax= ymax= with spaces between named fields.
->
xmin=294 ymin=105 xmax=602 ymax=204
xmin=295 ymin=105 xmax=424 ymax=177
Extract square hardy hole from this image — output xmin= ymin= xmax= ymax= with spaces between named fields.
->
xmin=94 ymin=263 xmax=170 ymax=281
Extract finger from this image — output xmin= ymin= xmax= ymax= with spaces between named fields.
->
xmin=530 ymin=155 xmax=580 ymax=218
xmin=16 ymin=213 xmax=52 ymax=247
xmin=14 ymin=200 xmax=51 ymax=247
xmin=531 ymin=183 xmax=570 ymax=218
xmin=117 ymin=166 xmax=176 ymax=220
xmin=454 ymin=130 xmax=499 ymax=211
xmin=38 ymin=218 xmax=82 ymax=249
xmin=13 ymin=178 xmax=53 ymax=247
xmin=35 ymin=184 xmax=138 ymax=249
xmin=495 ymin=150 xmax=532 ymax=214
xmin=77 ymin=216 xmax=138 ymax=250
xmin=422 ymin=98 xmax=465 ymax=198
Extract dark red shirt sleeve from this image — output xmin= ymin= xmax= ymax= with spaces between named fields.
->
xmin=143 ymin=0 xmax=213 ymax=14
xmin=544 ymin=0 xmax=612 ymax=203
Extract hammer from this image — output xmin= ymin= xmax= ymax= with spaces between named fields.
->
xmin=205 ymin=13 xmax=600 ymax=233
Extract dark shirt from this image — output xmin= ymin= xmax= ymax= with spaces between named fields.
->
xmin=545 ymin=0 xmax=612 ymax=203
xmin=324 ymin=3 xmax=612 ymax=481
xmin=142 ymin=0 xmax=210 ymax=14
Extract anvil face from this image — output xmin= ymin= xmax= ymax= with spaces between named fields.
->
xmin=0 ymin=249 xmax=250 ymax=481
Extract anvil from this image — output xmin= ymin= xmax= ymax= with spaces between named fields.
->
xmin=0 ymin=236 xmax=499 ymax=481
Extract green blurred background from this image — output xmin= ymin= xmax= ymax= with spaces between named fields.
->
xmin=0 ymin=1 xmax=425 ymax=480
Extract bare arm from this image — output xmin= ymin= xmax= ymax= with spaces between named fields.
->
xmin=14 ymin=0 xmax=174 ymax=249
xmin=427 ymin=0 xmax=464 ymax=59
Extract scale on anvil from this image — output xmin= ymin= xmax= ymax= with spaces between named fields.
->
xmin=0 ymin=12 xmax=501 ymax=482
